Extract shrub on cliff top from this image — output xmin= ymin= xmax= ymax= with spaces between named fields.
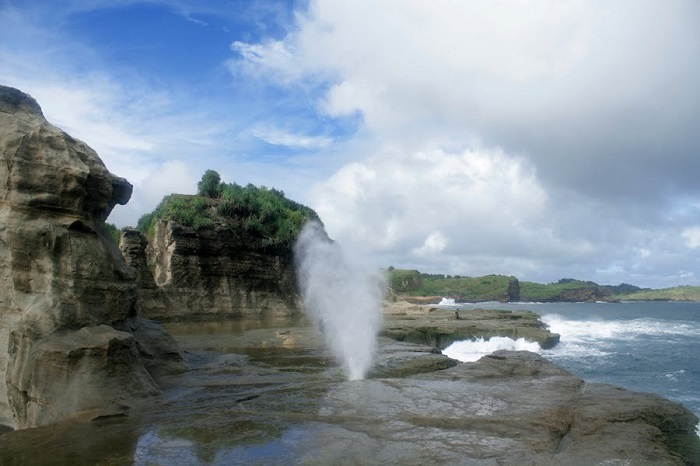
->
xmin=136 ymin=171 xmax=320 ymax=249
xmin=197 ymin=169 xmax=222 ymax=198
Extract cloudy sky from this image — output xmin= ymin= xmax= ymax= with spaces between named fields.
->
xmin=2 ymin=0 xmax=700 ymax=287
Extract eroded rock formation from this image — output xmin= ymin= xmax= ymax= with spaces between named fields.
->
xmin=382 ymin=301 xmax=561 ymax=349
xmin=0 ymin=86 xmax=185 ymax=429
xmin=122 ymin=221 xmax=300 ymax=321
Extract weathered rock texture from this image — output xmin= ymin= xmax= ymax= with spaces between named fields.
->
xmin=0 ymin=86 xmax=186 ymax=429
xmin=122 ymin=221 xmax=300 ymax=321
xmin=0 ymin=323 xmax=697 ymax=463
xmin=382 ymin=301 xmax=561 ymax=349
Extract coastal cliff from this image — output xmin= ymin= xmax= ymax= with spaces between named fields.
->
xmin=0 ymin=86 xmax=186 ymax=429
xmin=125 ymin=173 xmax=319 ymax=321
xmin=122 ymin=219 xmax=300 ymax=321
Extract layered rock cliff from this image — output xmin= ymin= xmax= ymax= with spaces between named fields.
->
xmin=121 ymin=220 xmax=300 ymax=321
xmin=0 ymin=86 xmax=186 ymax=429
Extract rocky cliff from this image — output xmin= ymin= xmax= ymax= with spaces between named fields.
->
xmin=0 ymin=86 xmax=186 ymax=429
xmin=121 ymin=220 xmax=300 ymax=321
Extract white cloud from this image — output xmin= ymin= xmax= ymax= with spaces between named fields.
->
xmin=310 ymin=146 xmax=585 ymax=276
xmin=250 ymin=125 xmax=332 ymax=149
xmin=682 ymin=228 xmax=700 ymax=249
xmin=413 ymin=231 xmax=447 ymax=257
xmin=3 ymin=0 xmax=700 ymax=286
xmin=109 ymin=159 xmax=204 ymax=227
xmin=229 ymin=39 xmax=305 ymax=85
xmin=232 ymin=0 xmax=700 ymax=285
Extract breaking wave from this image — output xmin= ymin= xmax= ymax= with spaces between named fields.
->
xmin=442 ymin=336 xmax=541 ymax=362
xmin=542 ymin=314 xmax=700 ymax=342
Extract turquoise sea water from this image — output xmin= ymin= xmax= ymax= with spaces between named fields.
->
xmin=446 ymin=301 xmax=700 ymax=426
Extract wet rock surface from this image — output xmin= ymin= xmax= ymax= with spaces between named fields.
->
xmin=382 ymin=301 xmax=561 ymax=349
xmin=0 ymin=319 xmax=696 ymax=465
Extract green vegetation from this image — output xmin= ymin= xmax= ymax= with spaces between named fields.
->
xmin=137 ymin=195 xmax=214 ymax=235
xmin=616 ymin=286 xmax=700 ymax=301
xmin=387 ymin=269 xmax=700 ymax=302
xmin=104 ymin=222 xmax=121 ymax=245
xmin=388 ymin=269 xmax=517 ymax=302
xmin=197 ymin=169 xmax=222 ymax=198
xmin=136 ymin=170 xmax=320 ymax=249
xmin=519 ymin=278 xmax=604 ymax=302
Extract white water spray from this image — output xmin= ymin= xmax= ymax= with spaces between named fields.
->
xmin=294 ymin=221 xmax=384 ymax=380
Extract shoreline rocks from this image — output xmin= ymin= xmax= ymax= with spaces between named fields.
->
xmin=382 ymin=300 xmax=560 ymax=349
xmin=0 ymin=318 xmax=697 ymax=464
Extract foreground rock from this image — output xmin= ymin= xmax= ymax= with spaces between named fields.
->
xmin=0 ymin=321 xmax=700 ymax=466
xmin=382 ymin=300 xmax=560 ymax=349
xmin=0 ymin=319 xmax=697 ymax=464
xmin=0 ymin=86 xmax=186 ymax=429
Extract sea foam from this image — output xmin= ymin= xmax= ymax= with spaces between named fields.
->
xmin=437 ymin=297 xmax=456 ymax=306
xmin=443 ymin=336 xmax=541 ymax=362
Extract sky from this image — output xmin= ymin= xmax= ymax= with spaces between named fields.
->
xmin=2 ymin=0 xmax=700 ymax=288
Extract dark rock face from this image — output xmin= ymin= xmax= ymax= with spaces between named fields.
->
xmin=0 ymin=86 xmax=185 ymax=429
xmin=507 ymin=275 xmax=520 ymax=301
xmin=129 ymin=220 xmax=300 ymax=320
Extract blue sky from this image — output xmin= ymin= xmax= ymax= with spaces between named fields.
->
xmin=2 ymin=0 xmax=700 ymax=288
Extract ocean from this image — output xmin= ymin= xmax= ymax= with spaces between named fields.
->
xmin=441 ymin=301 xmax=700 ymax=434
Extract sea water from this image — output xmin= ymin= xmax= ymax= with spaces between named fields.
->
xmin=441 ymin=301 xmax=700 ymax=430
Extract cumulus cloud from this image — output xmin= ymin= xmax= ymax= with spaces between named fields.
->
xmin=309 ymin=146 xmax=597 ymax=277
xmin=3 ymin=0 xmax=700 ymax=287
xmin=231 ymin=0 xmax=700 ymax=286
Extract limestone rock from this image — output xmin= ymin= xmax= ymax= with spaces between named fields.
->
xmin=0 ymin=328 xmax=697 ymax=463
xmin=368 ymin=338 xmax=459 ymax=378
xmin=0 ymin=85 xmax=185 ymax=429
xmin=7 ymin=325 xmax=160 ymax=427
xmin=138 ymin=220 xmax=300 ymax=320
xmin=122 ymin=317 xmax=188 ymax=381
xmin=119 ymin=227 xmax=181 ymax=318
xmin=382 ymin=301 xmax=560 ymax=349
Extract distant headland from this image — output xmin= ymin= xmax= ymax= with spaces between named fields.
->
xmin=386 ymin=269 xmax=700 ymax=303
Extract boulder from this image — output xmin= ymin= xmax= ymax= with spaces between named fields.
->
xmin=0 ymin=85 xmax=185 ymax=429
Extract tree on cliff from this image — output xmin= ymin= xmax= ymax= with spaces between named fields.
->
xmin=197 ymin=169 xmax=222 ymax=198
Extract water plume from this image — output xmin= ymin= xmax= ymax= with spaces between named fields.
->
xmin=294 ymin=221 xmax=384 ymax=380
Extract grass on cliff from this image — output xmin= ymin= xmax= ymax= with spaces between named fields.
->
xmin=518 ymin=279 xmax=602 ymax=301
xmin=616 ymin=286 xmax=700 ymax=301
xmin=136 ymin=171 xmax=320 ymax=249
xmin=387 ymin=269 xmax=682 ymax=302
xmin=388 ymin=269 xmax=516 ymax=301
